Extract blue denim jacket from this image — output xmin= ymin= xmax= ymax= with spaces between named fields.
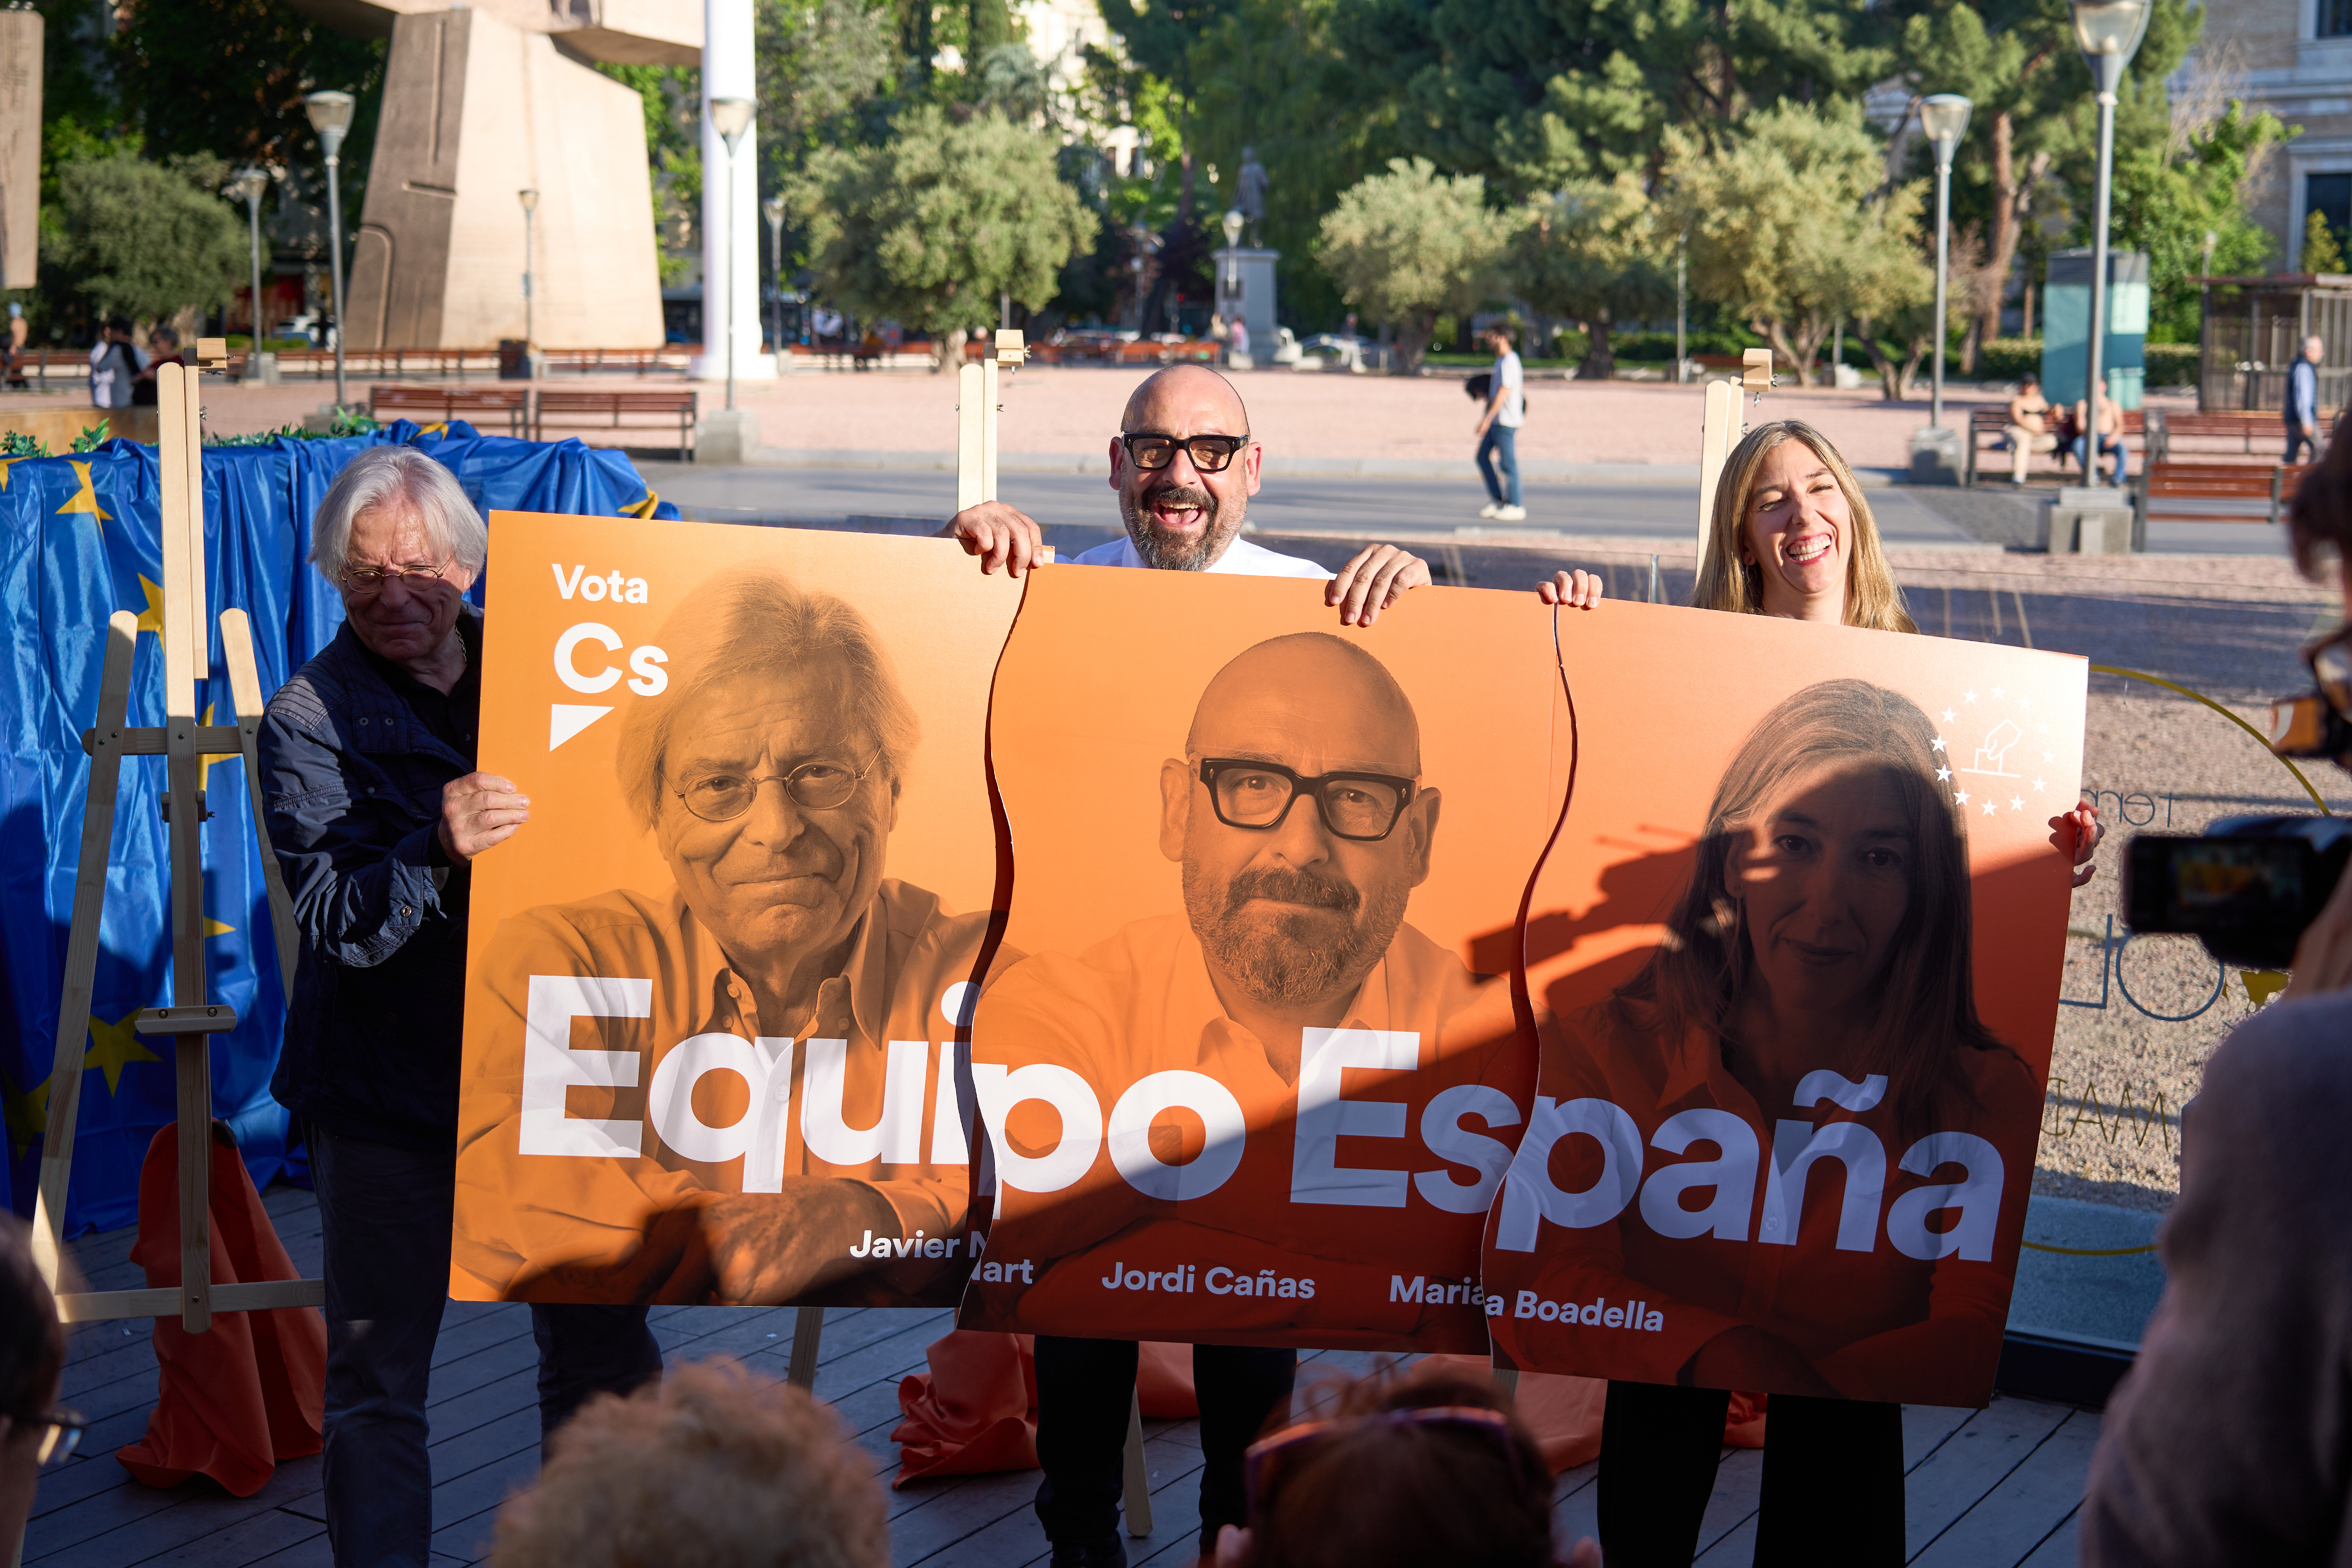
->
xmin=259 ymin=605 xmax=481 ymax=1148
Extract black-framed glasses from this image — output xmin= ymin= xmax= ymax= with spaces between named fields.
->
xmin=669 ymin=750 xmax=883 ymax=822
xmin=17 ymin=1406 xmax=87 ymax=1468
xmin=1119 ymin=431 xmax=1250 ymax=473
xmin=1196 ymin=756 xmax=1415 ymax=842
xmin=1243 ymin=1406 xmax=1528 ymax=1516
xmin=2273 ymin=625 xmax=2352 ymax=763
xmin=338 ymin=559 xmax=454 ymax=596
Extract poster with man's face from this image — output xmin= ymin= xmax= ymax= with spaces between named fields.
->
xmin=1483 ymin=601 xmax=2084 ymax=1408
xmin=451 ymin=515 xmax=1019 ymax=1307
xmin=960 ymin=567 xmax=1566 ymax=1352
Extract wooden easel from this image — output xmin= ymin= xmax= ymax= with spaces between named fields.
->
xmin=957 ymin=329 xmax=1029 ymax=512
xmin=1695 ymin=347 xmax=1775 ymax=560
xmin=29 ymin=344 xmax=315 ymax=1330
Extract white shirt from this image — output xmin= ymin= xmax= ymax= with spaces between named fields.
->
xmin=1493 ymin=349 xmax=1525 ymax=428
xmin=1071 ymin=534 xmax=1333 ymax=579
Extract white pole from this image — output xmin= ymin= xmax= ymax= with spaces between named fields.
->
xmin=699 ymin=0 xmax=758 ymax=379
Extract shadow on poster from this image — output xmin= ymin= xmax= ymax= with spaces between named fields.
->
xmin=960 ymin=567 xmax=1566 ymax=1352
xmin=1482 ymin=601 xmax=2085 ymax=1408
xmin=450 ymin=516 xmax=1020 ymax=1306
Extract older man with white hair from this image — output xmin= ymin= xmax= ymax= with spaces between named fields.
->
xmin=260 ymin=447 xmax=662 ymax=1568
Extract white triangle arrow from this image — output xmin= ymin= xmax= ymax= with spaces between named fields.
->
xmin=549 ymin=704 xmax=614 ymax=750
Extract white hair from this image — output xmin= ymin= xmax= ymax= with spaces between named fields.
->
xmin=308 ymin=447 xmax=487 ymax=583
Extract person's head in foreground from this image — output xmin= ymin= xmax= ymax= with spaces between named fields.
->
xmin=1111 ymin=364 xmax=1261 ymax=569
xmin=1691 ymin=421 xmax=1912 ymax=631
xmin=1213 ymin=1363 xmax=1589 ymax=1568
xmin=1163 ymin=633 xmax=1437 ymax=1016
xmin=2290 ymin=416 xmax=2352 ymax=585
xmin=491 ymin=1358 xmax=885 ymax=1568
xmin=311 ymin=445 xmax=487 ymax=670
xmin=616 ymin=569 xmax=918 ymax=1003
xmin=1616 ymin=677 xmax=2003 ymax=1137
xmin=0 ymin=1216 xmax=73 ymax=1547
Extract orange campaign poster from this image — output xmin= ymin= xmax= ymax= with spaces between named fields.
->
xmin=960 ymin=566 xmax=1567 ymax=1353
xmin=449 ymin=514 xmax=1021 ymax=1308
xmin=1482 ymin=601 xmax=2086 ymax=1408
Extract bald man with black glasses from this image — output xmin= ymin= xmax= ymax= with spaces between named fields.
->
xmin=946 ymin=366 xmax=1433 ymax=1567
xmin=947 ymin=363 xmax=1430 ymax=623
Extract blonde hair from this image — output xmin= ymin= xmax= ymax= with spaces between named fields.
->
xmin=1691 ymin=421 xmax=1915 ymax=634
xmin=490 ymin=1358 xmax=888 ymax=1568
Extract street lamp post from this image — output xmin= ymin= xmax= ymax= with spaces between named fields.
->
xmin=2071 ymin=0 xmax=2153 ymax=486
xmin=519 ymin=188 xmax=539 ymax=355
xmin=225 ymin=166 xmax=270 ymax=350
xmin=1920 ymin=94 xmax=1973 ymax=432
xmin=303 ymin=90 xmax=355 ymax=411
xmin=708 ymin=96 xmax=755 ymax=412
xmin=763 ymin=193 xmax=784 ymax=360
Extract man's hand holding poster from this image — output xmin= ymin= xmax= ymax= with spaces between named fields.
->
xmin=1483 ymin=601 xmax=2086 ymax=1409
xmin=961 ymin=567 xmax=1564 ymax=1352
xmin=450 ymin=516 xmax=1017 ymax=1308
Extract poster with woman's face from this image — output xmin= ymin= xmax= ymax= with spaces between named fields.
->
xmin=961 ymin=566 xmax=1567 ymax=1352
xmin=1483 ymin=600 xmax=2085 ymax=1409
xmin=451 ymin=516 xmax=1019 ymax=1309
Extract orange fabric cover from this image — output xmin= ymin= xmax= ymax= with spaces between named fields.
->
xmin=115 ymin=1124 xmax=327 ymax=1496
xmin=892 ymin=1333 xmax=1201 ymax=1487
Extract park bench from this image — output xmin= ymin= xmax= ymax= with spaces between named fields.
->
xmin=1964 ymin=407 xmax=2146 ymax=486
xmin=540 ymin=347 xmax=674 ymax=376
xmin=534 ymin=386 xmax=699 ymax=459
xmin=2137 ymin=460 xmax=2309 ymax=525
xmin=2145 ymin=410 xmax=2328 ymax=462
xmin=367 ymin=384 xmax=532 ymax=436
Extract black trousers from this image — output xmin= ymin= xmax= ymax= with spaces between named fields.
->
xmin=2288 ymin=428 xmax=2320 ymax=464
xmin=1596 ymin=1381 xmax=1904 ymax=1568
xmin=312 ymin=1126 xmax=665 ymax=1568
xmin=1033 ymin=1335 xmax=1298 ymax=1556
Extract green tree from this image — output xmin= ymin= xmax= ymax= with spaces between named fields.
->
xmin=2304 ymin=209 xmax=2346 ymax=275
xmin=968 ymin=0 xmax=1013 ymax=61
xmin=2097 ymin=102 xmax=2283 ymax=340
xmin=792 ymin=105 xmax=1097 ymax=367
xmin=1183 ymin=0 xmax=1394 ymax=331
xmin=48 ymin=152 xmax=246 ymax=321
xmin=1336 ymin=0 xmax=1895 ymax=196
xmin=1316 ymin=157 xmax=1512 ymax=374
xmin=1667 ymin=103 xmax=1933 ymax=385
xmin=1842 ymin=183 xmax=1943 ymax=400
xmin=1896 ymin=0 xmax=2200 ymax=361
xmin=1507 ymin=175 xmax=1672 ymax=379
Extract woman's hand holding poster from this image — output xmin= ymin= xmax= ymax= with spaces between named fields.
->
xmin=447 ymin=519 xmax=2087 ymax=1407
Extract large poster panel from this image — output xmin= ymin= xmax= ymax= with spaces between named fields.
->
xmin=961 ymin=568 xmax=1565 ymax=1352
xmin=451 ymin=516 xmax=1019 ymax=1306
xmin=1483 ymin=601 xmax=2086 ymax=1407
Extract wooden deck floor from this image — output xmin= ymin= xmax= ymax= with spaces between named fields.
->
xmin=32 ymin=1186 xmax=2100 ymax=1567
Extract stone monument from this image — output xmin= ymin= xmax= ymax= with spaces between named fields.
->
xmin=285 ymin=0 xmax=697 ymax=350
xmin=0 ymin=9 xmax=41 ymax=291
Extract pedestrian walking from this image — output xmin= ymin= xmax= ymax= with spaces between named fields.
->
xmin=2288 ymin=335 xmax=2325 ymax=464
xmin=1474 ymin=323 xmax=1526 ymax=521
xmin=3 ymin=303 xmax=27 ymax=389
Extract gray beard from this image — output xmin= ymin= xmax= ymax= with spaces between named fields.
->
xmin=1120 ymin=481 xmax=1244 ymax=571
xmin=1183 ymin=858 xmax=1410 ymax=1009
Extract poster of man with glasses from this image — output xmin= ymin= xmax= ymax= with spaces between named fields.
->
xmin=959 ymin=565 xmax=1562 ymax=1352
xmin=448 ymin=515 xmax=1020 ymax=1309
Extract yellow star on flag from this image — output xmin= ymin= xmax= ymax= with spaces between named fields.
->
xmin=204 ymin=917 xmax=235 ymax=938
xmin=0 ymin=456 xmax=18 ymax=492
xmin=2 ymin=1071 xmax=51 ymax=1159
xmin=134 ymin=574 xmax=167 ymax=635
xmin=56 ymin=460 xmax=110 ymax=530
xmin=84 ymin=1009 xmax=162 ymax=1096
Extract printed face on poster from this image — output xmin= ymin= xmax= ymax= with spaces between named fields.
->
xmin=961 ymin=567 xmax=1565 ymax=1352
xmin=450 ymin=515 xmax=1019 ymax=1308
xmin=1483 ymin=601 xmax=2085 ymax=1408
